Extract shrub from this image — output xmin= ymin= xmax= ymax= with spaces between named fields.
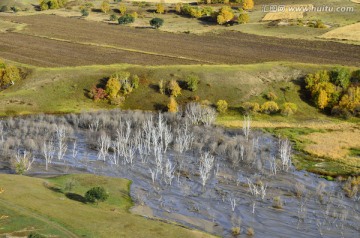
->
xmin=261 ymin=101 xmax=279 ymax=114
xmin=238 ymin=9 xmax=249 ymax=24
xmin=281 ymin=102 xmax=298 ymax=116
xmin=156 ymin=3 xmax=165 ymax=14
xmin=231 ymin=227 xmax=241 ymax=236
xmin=351 ymin=69 xmax=360 ymax=84
xmin=242 ymin=0 xmax=254 ymax=10
xmin=272 ymin=196 xmax=283 ymax=209
xmin=0 ymin=6 xmax=9 ymax=12
xmin=216 ymin=6 xmax=234 ymax=25
xmin=10 ymin=6 xmax=20 ymax=13
xmin=119 ymin=4 xmax=126 ymax=15
xmin=246 ymin=227 xmax=255 ymax=236
xmin=81 ymin=8 xmax=89 ymax=16
xmin=109 ymin=96 xmax=125 ymax=105
xmin=167 ymin=96 xmax=178 ymax=113
xmin=330 ymin=67 xmax=351 ymax=89
xmin=216 ymin=100 xmax=228 ymax=114
xmin=159 ymin=79 xmax=165 ymax=94
xmin=101 ymin=0 xmax=110 ymax=13
xmin=28 ymin=232 xmax=46 ymax=238
xmin=0 ymin=62 xmax=21 ymax=88
xmin=131 ymin=74 xmax=140 ymax=89
xmin=343 ymin=176 xmax=359 ymax=198
xmin=105 ymin=77 xmax=121 ymax=98
xmin=242 ymin=102 xmax=260 ymax=113
xmin=118 ymin=14 xmax=135 ymax=24
xmin=150 ymin=18 xmax=164 ymax=29
xmin=265 ymin=91 xmax=278 ymax=101
xmin=130 ymin=12 xmax=138 ymax=19
xmin=167 ymin=79 xmax=181 ymax=97
xmin=88 ymin=86 xmax=107 ymax=101
xmin=85 ymin=186 xmax=109 ymax=203
xmin=109 ymin=14 xmax=118 ymax=21
xmin=186 ymin=74 xmax=199 ymax=91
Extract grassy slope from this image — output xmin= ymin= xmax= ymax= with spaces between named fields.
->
xmin=0 ymin=174 xmax=212 ymax=238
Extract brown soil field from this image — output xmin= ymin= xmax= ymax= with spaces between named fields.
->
xmin=0 ymin=14 xmax=359 ymax=67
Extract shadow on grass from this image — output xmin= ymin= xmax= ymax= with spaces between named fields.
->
xmin=65 ymin=193 xmax=87 ymax=204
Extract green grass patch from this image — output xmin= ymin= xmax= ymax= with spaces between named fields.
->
xmin=0 ymin=174 xmax=212 ymax=238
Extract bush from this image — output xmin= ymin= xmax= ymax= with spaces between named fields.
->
xmin=0 ymin=6 xmax=9 ymax=12
xmin=330 ymin=67 xmax=351 ymax=89
xmin=88 ymin=86 xmax=107 ymax=101
xmin=109 ymin=14 xmax=118 ymax=21
xmin=242 ymin=0 xmax=254 ymax=10
xmin=231 ymin=227 xmax=241 ymax=236
xmin=167 ymin=96 xmax=178 ymax=113
xmin=167 ymin=79 xmax=181 ymax=97
xmin=159 ymin=79 xmax=165 ymax=94
xmin=118 ymin=14 xmax=135 ymax=24
xmin=131 ymin=74 xmax=140 ymax=89
xmin=238 ymin=9 xmax=249 ymax=24
xmin=186 ymin=74 xmax=199 ymax=92
xmin=81 ymin=8 xmax=89 ymax=17
xmin=265 ymin=91 xmax=278 ymax=101
xmin=150 ymin=18 xmax=164 ymax=29
xmin=101 ymin=0 xmax=110 ymax=13
xmin=156 ymin=3 xmax=165 ymax=14
xmin=351 ymin=69 xmax=360 ymax=84
xmin=216 ymin=6 xmax=234 ymax=25
xmin=261 ymin=101 xmax=279 ymax=114
xmin=281 ymin=102 xmax=298 ymax=116
xmin=246 ymin=227 xmax=255 ymax=236
xmin=85 ymin=186 xmax=109 ymax=203
xmin=28 ymin=232 xmax=46 ymax=238
xmin=0 ymin=61 xmax=21 ymax=88
xmin=216 ymin=100 xmax=228 ymax=114
xmin=119 ymin=4 xmax=126 ymax=15
xmin=105 ymin=77 xmax=121 ymax=98
xmin=242 ymin=102 xmax=260 ymax=113
xmin=272 ymin=196 xmax=283 ymax=209
xmin=10 ymin=6 xmax=20 ymax=13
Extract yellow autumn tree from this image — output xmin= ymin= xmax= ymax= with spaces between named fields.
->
xmin=242 ymin=0 xmax=254 ymax=10
xmin=167 ymin=96 xmax=178 ymax=113
xmin=216 ymin=100 xmax=228 ymax=114
xmin=167 ymin=79 xmax=182 ymax=97
xmin=101 ymin=0 xmax=110 ymax=13
xmin=217 ymin=6 xmax=234 ymax=25
xmin=156 ymin=3 xmax=165 ymax=14
xmin=317 ymin=89 xmax=328 ymax=109
xmin=105 ymin=76 xmax=121 ymax=98
xmin=119 ymin=4 xmax=126 ymax=15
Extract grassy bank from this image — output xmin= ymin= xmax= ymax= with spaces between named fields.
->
xmin=0 ymin=174 xmax=212 ymax=237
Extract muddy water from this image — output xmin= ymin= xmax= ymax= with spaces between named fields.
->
xmin=14 ymin=130 xmax=360 ymax=238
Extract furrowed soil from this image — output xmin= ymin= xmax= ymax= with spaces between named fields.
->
xmin=0 ymin=14 xmax=359 ymax=67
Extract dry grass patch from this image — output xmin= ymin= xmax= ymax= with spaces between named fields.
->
xmin=320 ymin=23 xmax=360 ymax=42
xmin=262 ymin=5 xmax=313 ymax=21
xmin=300 ymin=128 xmax=360 ymax=168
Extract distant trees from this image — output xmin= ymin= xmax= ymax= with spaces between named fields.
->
xmin=39 ymin=0 xmax=68 ymax=11
xmin=305 ymin=68 xmax=360 ymax=117
xmin=216 ymin=6 xmax=234 ymax=25
xmin=0 ymin=60 xmax=21 ymax=88
xmin=150 ymin=18 xmax=164 ymax=29
xmin=85 ymin=186 xmax=109 ymax=204
xmin=260 ymin=101 xmax=279 ymax=114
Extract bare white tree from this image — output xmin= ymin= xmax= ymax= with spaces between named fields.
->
xmin=97 ymin=133 xmax=110 ymax=161
xmin=55 ymin=125 xmax=67 ymax=161
xmin=242 ymin=116 xmax=251 ymax=141
xmin=43 ymin=140 xmax=55 ymax=171
xmin=71 ymin=140 xmax=78 ymax=160
xmin=199 ymin=152 xmax=215 ymax=187
xmin=164 ymin=159 xmax=175 ymax=185
xmin=163 ymin=125 xmax=173 ymax=153
xmin=269 ymin=156 xmax=278 ymax=175
xmin=279 ymin=138 xmax=292 ymax=171
xmin=229 ymin=196 xmax=237 ymax=212
xmin=149 ymin=168 xmax=157 ymax=184
xmin=247 ymin=178 xmax=267 ymax=213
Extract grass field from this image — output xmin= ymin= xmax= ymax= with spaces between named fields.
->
xmin=0 ymin=174 xmax=212 ymax=237
xmin=320 ymin=22 xmax=360 ymax=42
